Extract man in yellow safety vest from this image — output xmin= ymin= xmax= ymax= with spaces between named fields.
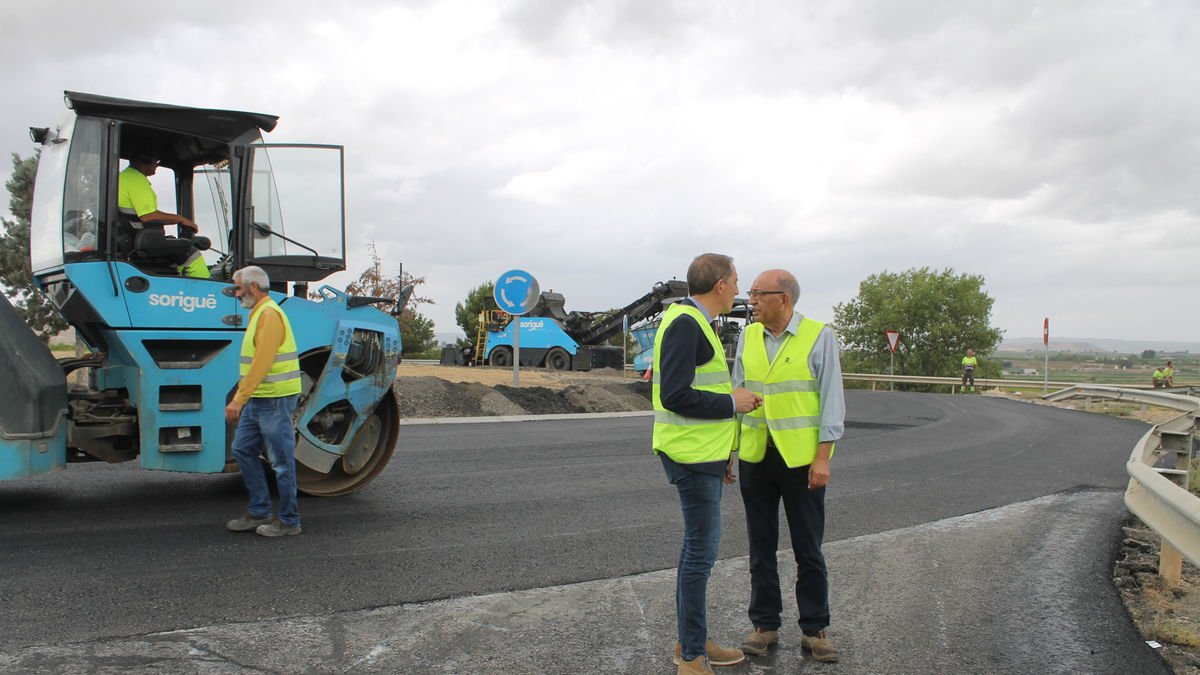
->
xmin=734 ymin=269 xmax=846 ymax=664
xmin=961 ymin=349 xmax=978 ymax=393
xmin=655 ymin=253 xmax=762 ymax=675
xmin=224 ymin=265 xmax=303 ymax=537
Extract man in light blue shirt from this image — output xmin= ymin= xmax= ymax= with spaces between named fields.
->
xmin=732 ymin=268 xmax=846 ymax=664
xmin=731 ymin=311 xmax=845 ymax=445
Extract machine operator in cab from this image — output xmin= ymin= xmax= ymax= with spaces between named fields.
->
xmin=117 ymin=150 xmax=210 ymax=279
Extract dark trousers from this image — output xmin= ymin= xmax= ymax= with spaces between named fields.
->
xmin=739 ymin=445 xmax=829 ymax=635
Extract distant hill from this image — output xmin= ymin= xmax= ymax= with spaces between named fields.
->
xmin=1000 ymin=337 xmax=1200 ymax=354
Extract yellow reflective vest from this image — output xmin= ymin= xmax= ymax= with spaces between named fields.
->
xmin=738 ymin=318 xmax=832 ymax=468
xmin=651 ymin=303 xmax=737 ymax=463
xmin=240 ymin=298 xmax=302 ymax=397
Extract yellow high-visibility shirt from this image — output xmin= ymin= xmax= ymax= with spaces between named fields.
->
xmin=117 ymin=166 xmax=158 ymax=218
xmin=235 ymin=306 xmax=288 ymax=404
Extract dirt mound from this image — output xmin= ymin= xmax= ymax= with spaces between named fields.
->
xmin=494 ymin=385 xmax=587 ymax=415
xmin=606 ymin=381 xmax=653 ymax=404
xmin=395 ymin=376 xmax=487 ymax=418
xmin=478 ymin=390 xmax=528 ymax=416
xmin=559 ymin=384 xmax=640 ymax=413
xmin=393 ymin=370 xmax=651 ymax=419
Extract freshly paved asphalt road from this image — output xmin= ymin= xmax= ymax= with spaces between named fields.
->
xmin=0 ymin=391 xmax=1172 ymax=673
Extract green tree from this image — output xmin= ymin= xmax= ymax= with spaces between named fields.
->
xmin=1141 ymin=349 xmax=1157 ymax=360
xmin=0 ymin=152 xmax=68 ymax=341
xmin=344 ymin=242 xmax=435 ymax=356
xmin=399 ymin=310 xmax=437 ymax=355
xmin=833 ymin=267 xmax=1003 ymax=380
xmin=454 ymin=281 xmax=496 ymax=347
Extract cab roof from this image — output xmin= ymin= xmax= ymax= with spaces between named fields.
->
xmin=65 ymin=91 xmax=279 ymax=143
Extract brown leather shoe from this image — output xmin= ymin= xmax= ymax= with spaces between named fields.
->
xmin=673 ymin=640 xmax=745 ymax=667
xmin=740 ymin=627 xmax=779 ymax=656
xmin=677 ymin=654 xmax=714 ymax=674
xmin=801 ymin=630 xmax=839 ymax=662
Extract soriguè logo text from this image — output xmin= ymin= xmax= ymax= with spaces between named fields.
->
xmin=147 ymin=292 xmax=219 ymax=313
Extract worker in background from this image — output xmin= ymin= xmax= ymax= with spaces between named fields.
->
xmin=117 ymin=151 xmax=211 ymax=278
xmin=961 ymin=348 xmax=978 ymax=393
xmin=1164 ymin=361 xmax=1175 ymax=387
xmin=733 ymin=269 xmax=845 ymax=664
xmin=225 ymin=266 xmax=303 ymax=537
xmin=1152 ymin=367 xmax=1165 ymax=389
xmin=655 ymin=253 xmax=761 ymax=674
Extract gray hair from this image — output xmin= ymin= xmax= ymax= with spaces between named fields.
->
xmin=234 ymin=265 xmax=270 ymax=292
xmin=779 ymin=274 xmax=800 ymax=305
xmin=761 ymin=269 xmax=800 ymax=306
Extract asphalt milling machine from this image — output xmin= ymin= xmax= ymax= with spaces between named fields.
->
xmin=0 ymin=92 xmax=410 ymax=495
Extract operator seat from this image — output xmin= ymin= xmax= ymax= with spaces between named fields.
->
xmin=115 ymin=208 xmax=210 ymax=276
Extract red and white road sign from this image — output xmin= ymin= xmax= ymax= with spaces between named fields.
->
xmin=1043 ymin=318 xmax=1049 ymax=346
xmin=885 ymin=330 xmax=900 ymax=353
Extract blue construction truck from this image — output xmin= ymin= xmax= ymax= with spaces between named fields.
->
xmin=475 ymin=280 xmax=690 ymax=370
xmin=0 ymin=92 xmax=409 ymax=495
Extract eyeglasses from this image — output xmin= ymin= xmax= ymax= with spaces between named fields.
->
xmin=747 ymin=290 xmax=786 ymax=298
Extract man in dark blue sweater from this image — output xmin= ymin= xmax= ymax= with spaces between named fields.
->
xmin=655 ymin=253 xmax=762 ymax=674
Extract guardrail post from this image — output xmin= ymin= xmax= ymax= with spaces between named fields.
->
xmin=1160 ymin=540 xmax=1183 ymax=582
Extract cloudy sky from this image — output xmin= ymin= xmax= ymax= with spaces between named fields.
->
xmin=1 ymin=0 xmax=1196 ymax=344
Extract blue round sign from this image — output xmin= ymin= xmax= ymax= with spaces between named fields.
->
xmin=494 ymin=269 xmax=540 ymax=315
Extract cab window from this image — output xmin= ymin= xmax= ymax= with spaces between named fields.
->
xmin=62 ymin=117 xmax=104 ymax=259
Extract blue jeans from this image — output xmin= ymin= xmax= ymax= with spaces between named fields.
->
xmin=660 ymin=454 xmax=724 ymax=661
xmin=232 ymin=395 xmax=300 ymax=527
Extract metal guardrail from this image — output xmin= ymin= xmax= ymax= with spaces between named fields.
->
xmin=407 ymin=364 xmax=1197 ymax=396
xmin=844 ymin=373 xmax=1078 ymax=392
xmin=1044 ymin=385 xmax=1200 ymax=580
xmin=844 ymin=373 xmax=1198 ymax=395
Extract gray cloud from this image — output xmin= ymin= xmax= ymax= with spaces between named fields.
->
xmin=1 ymin=0 xmax=1196 ymax=342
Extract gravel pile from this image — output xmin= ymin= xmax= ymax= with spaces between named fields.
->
xmin=394 ymin=376 xmax=486 ymax=418
xmin=393 ymin=376 xmax=651 ymax=418
xmin=493 ymin=385 xmax=587 ymax=415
